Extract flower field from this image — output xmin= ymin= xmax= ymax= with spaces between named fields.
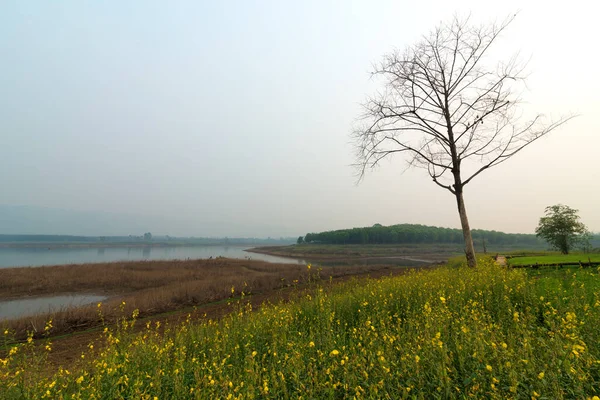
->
xmin=2 ymin=258 xmax=600 ymax=399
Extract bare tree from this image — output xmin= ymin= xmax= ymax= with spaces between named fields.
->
xmin=353 ymin=15 xmax=573 ymax=267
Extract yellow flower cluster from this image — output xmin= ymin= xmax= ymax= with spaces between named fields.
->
xmin=2 ymin=257 xmax=600 ymax=399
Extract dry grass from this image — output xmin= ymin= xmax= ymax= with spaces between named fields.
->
xmin=0 ymin=258 xmax=397 ymax=340
xmin=248 ymin=244 xmax=457 ymax=261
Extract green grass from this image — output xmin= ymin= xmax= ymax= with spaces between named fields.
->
xmin=2 ymin=259 xmax=600 ymax=399
xmin=508 ymin=253 xmax=600 ymax=266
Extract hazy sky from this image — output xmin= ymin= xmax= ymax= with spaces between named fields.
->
xmin=1 ymin=1 xmax=598 ymax=237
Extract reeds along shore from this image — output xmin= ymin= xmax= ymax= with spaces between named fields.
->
xmin=0 ymin=258 xmax=396 ymax=339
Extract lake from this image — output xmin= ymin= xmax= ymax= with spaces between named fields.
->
xmin=0 ymin=245 xmax=303 ymax=268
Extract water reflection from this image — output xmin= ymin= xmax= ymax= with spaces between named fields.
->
xmin=0 ymin=294 xmax=107 ymax=320
xmin=0 ymin=245 xmax=304 ymax=268
xmin=0 ymin=246 xmax=433 ymax=270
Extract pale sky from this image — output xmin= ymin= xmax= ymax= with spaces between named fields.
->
xmin=1 ymin=1 xmax=598 ymax=237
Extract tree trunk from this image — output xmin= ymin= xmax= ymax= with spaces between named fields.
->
xmin=455 ymin=190 xmax=477 ymax=268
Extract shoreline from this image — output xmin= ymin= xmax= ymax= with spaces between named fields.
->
xmin=248 ymin=248 xmax=438 ymax=264
xmin=0 ymin=257 xmax=410 ymax=342
xmin=245 ymin=245 xmax=448 ymax=264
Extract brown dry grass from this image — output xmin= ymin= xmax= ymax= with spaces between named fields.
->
xmin=0 ymin=258 xmax=397 ymax=340
xmin=248 ymin=244 xmax=456 ymax=261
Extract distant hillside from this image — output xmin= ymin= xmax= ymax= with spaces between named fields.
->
xmin=300 ymin=223 xmax=599 ymax=249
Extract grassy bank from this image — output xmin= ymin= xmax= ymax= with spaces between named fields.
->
xmin=508 ymin=253 xmax=600 ymax=267
xmin=0 ymin=259 xmax=395 ymax=340
xmin=2 ymin=258 xmax=600 ymax=398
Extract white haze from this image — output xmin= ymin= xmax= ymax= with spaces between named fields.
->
xmin=0 ymin=1 xmax=598 ymax=237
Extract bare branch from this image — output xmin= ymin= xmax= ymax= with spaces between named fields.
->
xmin=353 ymin=13 xmax=573 ymax=190
xmin=350 ymin=12 xmax=574 ymax=268
xmin=461 ymin=115 xmax=577 ymax=186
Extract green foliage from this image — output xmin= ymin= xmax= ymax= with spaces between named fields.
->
xmin=304 ymin=223 xmax=545 ymax=248
xmin=4 ymin=260 xmax=600 ymax=398
xmin=508 ymin=254 xmax=600 ymax=267
xmin=536 ymin=204 xmax=589 ymax=254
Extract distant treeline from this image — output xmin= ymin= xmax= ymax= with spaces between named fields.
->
xmin=0 ymin=234 xmax=296 ymax=246
xmin=301 ymin=224 xmax=599 ymax=248
xmin=0 ymin=234 xmax=98 ymax=243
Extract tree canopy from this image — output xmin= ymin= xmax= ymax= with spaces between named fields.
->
xmin=302 ymin=223 xmax=545 ymax=248
xmin=535 ymin=204 xmax=589 ymax=254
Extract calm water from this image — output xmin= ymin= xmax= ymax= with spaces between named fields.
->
xmin=0 ymin=294 xmax=107 ymax=320
xmin=0 ymin=245 xmax=303 ymax=268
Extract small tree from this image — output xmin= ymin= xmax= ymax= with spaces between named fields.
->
xmin=535 ymin=204 xmax=588 ymax=254
xmin=297 ymin=236 xmax=304 ymax=245
xmin=352 ymin=15 xmax=573 ymax=267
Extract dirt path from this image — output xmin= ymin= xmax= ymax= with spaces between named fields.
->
xmin=42 ymin=265 xmax=435 ymax=372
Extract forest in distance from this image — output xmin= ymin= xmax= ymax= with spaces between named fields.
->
xmin=300 ymin=223 xmax=600 ymax=249
xmin=3 ymin=223 xmax=600 ymax=250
